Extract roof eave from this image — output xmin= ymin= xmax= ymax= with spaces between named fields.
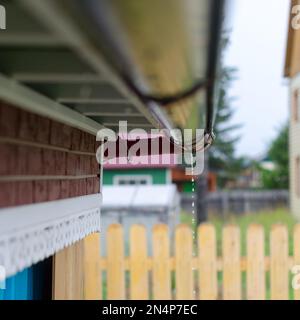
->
xmin=284 ymin=0 xmax=296 ymax=78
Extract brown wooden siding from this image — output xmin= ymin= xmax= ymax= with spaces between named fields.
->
xmin=0 ymin=101 xmax=100 ymax=208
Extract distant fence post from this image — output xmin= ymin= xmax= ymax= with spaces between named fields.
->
xmin=244 ymin=192 xmax=251 ymax=213
xmin=221 ymin=193 xmax=229 ymax=216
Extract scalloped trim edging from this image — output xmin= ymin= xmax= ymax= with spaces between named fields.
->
xmin=0 ymin=194 xmax=101 ymax=277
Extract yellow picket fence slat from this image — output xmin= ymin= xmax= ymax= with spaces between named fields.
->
xmin=198 ymin=223 xmax=218 ymax=300
xmin=223 ymin=225 xmax=241 ymax=300
xmin=97 ymin=223 xmax=300 ymax=300
xmin=175 ymin=224 xmax=194 ymax=300
xmin=130 ymin=225 xmax=149 ymax=300
xmin=270 ymin=224 xmax=289 ymax=300
xmin=246 ymin=224 xmax=265 ymax=300
xmin=107 ymin=224 xmax=125 ymax=299
xmin=83 ymin=233 xmax=102 ymax=300
xmin=152 ymin=224 xmax=171 ymax=300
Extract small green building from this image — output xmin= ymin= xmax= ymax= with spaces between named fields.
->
xmin=103 ymin=166 xmax=172 ymax=186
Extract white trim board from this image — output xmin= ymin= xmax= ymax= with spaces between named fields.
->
xmin=0 ymin=73 xmax=103 ymax=135
xmin=0 ymin=194 xmax=102 ymax=277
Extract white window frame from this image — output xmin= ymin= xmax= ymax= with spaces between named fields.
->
xmin=113 ymin=175 xmax=152 ymax=186
xmin=293 ymin=89 xmax=300 ymax=122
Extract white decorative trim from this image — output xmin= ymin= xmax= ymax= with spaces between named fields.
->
xmin=0 ymin=194 xmax=102 ymax=278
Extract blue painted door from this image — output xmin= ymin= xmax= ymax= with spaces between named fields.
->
xmin=0 ymin=267 xmax=33 ymax=300
xmin=0 ymin=258 xmax=52 ymax=300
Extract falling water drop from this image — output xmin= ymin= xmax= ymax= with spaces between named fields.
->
xmin=190 ymin=153 xmax=196 ymax=299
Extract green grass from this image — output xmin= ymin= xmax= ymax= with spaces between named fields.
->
xmin=181 ymin=208 xmax=296 ymax=256
xmin=211 ymin=208 xmax=296 ymax=256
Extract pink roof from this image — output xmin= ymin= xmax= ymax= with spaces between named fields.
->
xmin=103 ymin=154 xmax=178 ymax=169
xmin=103 ymin=132 xmax=179 ymax=169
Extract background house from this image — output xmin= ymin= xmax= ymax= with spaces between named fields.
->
xmin=103 ymin=154 xmax=176 ymax=186
xmin=285 ymin=0 xmax=300 ymax=219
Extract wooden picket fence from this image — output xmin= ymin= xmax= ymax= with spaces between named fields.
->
xmin=98 ymin=223 xmax=300 ymax=300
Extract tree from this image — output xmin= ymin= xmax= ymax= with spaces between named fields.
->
xmin=208 ymin=64 xmax=243 ymax=188
xmin=196 ymin=35 xmax=242 ymax=222
xmin=261 ymin=124 xmax=289 ymax=189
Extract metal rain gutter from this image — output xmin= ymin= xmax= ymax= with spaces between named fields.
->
xmin=67 ymin=0 xmax=227 ymax=152
xmin=15 ymin=0 xmax=227 ymax=153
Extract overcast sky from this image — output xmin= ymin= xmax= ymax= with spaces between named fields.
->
xmin=224 ymin=0 xmax=290 ymax=158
